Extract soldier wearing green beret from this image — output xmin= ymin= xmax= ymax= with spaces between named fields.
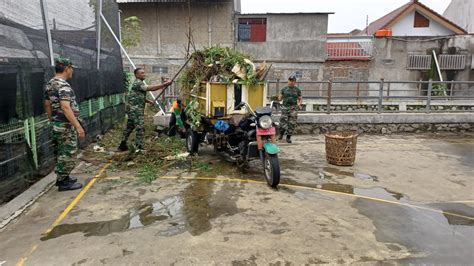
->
xmin=44 ymin=57 xmax=84 ymax=191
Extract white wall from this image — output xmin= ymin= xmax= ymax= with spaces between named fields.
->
xmin=443 ymin=0 xmax=473 ymax=33
xmin=391 ymin=11 xmax=455 ymax=36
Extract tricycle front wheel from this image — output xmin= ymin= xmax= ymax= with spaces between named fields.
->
xmin=186 ymin=129 xmax=200 ymax=154
xmin=263 ymin=153 xmax=280 ymax=187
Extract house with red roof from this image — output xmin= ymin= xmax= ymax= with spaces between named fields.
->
xmin=361 ymin=0 xmax=467 ymax=36
xmin=326 ymin=0 xmax=468 ymax=61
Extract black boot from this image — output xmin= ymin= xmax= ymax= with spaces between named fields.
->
xmin=55 ymin=176 xmax=77 ymax=186
xmin=118 ymin=141 xmax=128 ymax=152
xmin=58 ymin=179 xmax=83 ymax=191
xmin=286 ymin=135 xmax=292 ymax=143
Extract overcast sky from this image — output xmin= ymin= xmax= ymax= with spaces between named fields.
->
xmin=240 ymin=0 xmax=452 ymax=33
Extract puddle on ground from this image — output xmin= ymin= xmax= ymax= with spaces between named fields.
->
xmin=280 ymin=159 xmax=378 ymax=182
xmin=427 ymin=138 xmax=474 ymax=167
xmin=353 ymin=200 xmax=474 ymax=264
xmin=42 ymin=181 xmax=245 ymax=241
xmin=323 ymin=167 xmax=379 ymax=182
xmin=281 ymin=178 xmax=404 ymax=201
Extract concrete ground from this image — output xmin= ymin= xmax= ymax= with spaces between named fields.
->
xmin=0 ymin=133 xmax=473 ymax=265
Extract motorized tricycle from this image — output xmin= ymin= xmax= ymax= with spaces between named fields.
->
xmin=185 ymin=82 xmax=280 ymax=187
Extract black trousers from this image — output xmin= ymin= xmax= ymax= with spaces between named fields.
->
xmin=168 ymin=112 xmax=187 ymax=137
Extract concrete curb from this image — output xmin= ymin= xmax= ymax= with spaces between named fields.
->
xmin=295 ymin=113 xmax=474 ymax=124
xmin=0 ymin=172 xmax=55 ymax=231
xmin=154 ymin=112 xmax=474 ymax=126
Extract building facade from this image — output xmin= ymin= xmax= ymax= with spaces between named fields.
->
xmin=118 ymin=0 xmax=239 ymax=79
xmin=443 ymin=0 xmax=474 ymax=34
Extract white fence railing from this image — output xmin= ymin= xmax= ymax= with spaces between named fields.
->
xmin=326 ymin=36 xmax=374 ymax=60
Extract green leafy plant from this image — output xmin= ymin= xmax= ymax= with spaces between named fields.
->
xmin=194 ymin=161 xmax=212 ymax=172
xmin=185 ymin=100 xmax=202 ymax=130
xmin=123 ymin=71 xmax=133 ymax=92
xmin=137 ymin=163 xmax=158 ymax=184
xmin=432 ymin=83 xmax=448 ymax=96
xmin=121 ymin=16 xmax=142 ymax=49
xmin=178 ymin=46 xmax=262 ymax=95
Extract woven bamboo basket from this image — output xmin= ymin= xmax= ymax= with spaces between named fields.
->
xmin=324 ymin=131 xmax=359 ymax=166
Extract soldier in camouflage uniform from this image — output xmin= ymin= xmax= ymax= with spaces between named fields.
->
xmin=43 ymin=57 xmax=85 ymax=191
xmin=278 ymin=75 xmax=302 ymax=143
xmin=118 ymin=68 xmax=172 ymax=152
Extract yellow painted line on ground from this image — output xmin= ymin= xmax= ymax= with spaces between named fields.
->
xmin=15 ymin=245 xmax=36 ymax=266
xmin=42 ymin=162 xmax=111 ymax=236
xmin=16 ymin=162 xmax=111 ymax=266
xmin=160 ymin=175 xmax=474 ymax=221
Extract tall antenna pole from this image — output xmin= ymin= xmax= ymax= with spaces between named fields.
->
xmin=366 ymin=15 xmax=369 ymax=35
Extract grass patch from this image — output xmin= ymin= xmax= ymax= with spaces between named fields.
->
xmin=194 ymin=161 xmax=212 ymax=172
xmin=137 ymin=163 xmax=160 ymax=184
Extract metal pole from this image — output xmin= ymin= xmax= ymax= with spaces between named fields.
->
xmin=96 ymin=0 xmax=103 ymax=70
xmin=432 ymin=50 xmax=443 ymax=82
xmin=118 ymin=10 xmax=122 ymax=42
xmin=426 ymin=79 xmax=432 ymax=113
xmin=378 ymin=79 xmax=384 ymax=114
xmin=450 ymin=81 xmax=454 ymax=97
xmin=327 ymin=78 xmax=332 ymax=114
xmin=387 ymin=82 xmax=390 ymax=98
xmin=40 ymin=0 xmax=54 ymax=66
xmin=100 ymin=13 xmax=136 ymax=69
xmin=275 ymin=79 xmax=280 ymax=97
xmin=29 ymin=117 xmax=38 ymax=169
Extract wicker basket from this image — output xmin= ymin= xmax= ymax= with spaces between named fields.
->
xmin=324 ymin=131 xmax=359 ymax=166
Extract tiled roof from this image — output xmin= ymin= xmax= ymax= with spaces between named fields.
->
xmin=361 ymin=0 xmax=467 ymax=35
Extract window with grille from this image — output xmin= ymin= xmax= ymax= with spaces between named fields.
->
xmin=294 ymin=71 xmax=303 ymax=79
xmin=439 ymin=55 xmax=466 ymax=70
xmin=152 ymin=66 xmax=168 ymax=74
xmin=407 ymin=55 xmax=431 ymax=70
xmin=238 ymin=18 xmax=266 ymax=42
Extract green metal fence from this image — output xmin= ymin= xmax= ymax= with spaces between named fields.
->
xmin=0 ymin=93 xmax=126 ymax=203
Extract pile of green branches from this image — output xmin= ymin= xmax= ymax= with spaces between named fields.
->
xmin=179 ymin=47 xmax=267 ymax=130
xmin=179 ymin=46 xmax=260 ymax=94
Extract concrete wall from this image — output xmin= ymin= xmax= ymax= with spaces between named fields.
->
xmin=119 ymin=1 xmax=234 ymax=80
xmin=391 ymin=11 xmax=455 ymax=36
xmin=367 ymin=36 xmax=473 ymax=96
xmin=235 ymin=14 xmax=329 ymax=63
xmin=443 ymin=0 xmax=474 ymax=33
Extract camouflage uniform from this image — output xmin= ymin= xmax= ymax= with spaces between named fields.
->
xmin=280 ymin=86 xmax=302 ymax=135
xmin=121 ymin=78 xmax=147 ymax=149
xmin=44 ymin=78 xmax=80 ymax=183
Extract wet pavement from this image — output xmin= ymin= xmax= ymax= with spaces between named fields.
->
xmin=0 ymin=133 xmax=473 ymax=265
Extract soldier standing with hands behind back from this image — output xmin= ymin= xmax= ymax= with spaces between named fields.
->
xmin=278 ymin=75 xmax=302 ymax=143
xmin=44 ymin=57 xmax=85 ymax=191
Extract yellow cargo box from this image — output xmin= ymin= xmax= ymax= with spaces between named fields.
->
xmin=190 ymin=82 xmax=267 ymax=118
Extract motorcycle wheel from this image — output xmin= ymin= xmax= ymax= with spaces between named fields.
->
xmin=263 ymin=153 xmax=280 ymax=187
xmin=186 ymin=129 xmax=199 ymax=154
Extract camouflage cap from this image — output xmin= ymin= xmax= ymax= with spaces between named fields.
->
xmin=55 ymin=56 xmax=76 ymax=68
